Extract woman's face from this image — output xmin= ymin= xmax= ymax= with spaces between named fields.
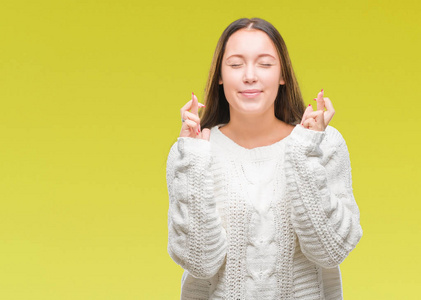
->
xmin=219 ymin=29 xmax=285 ymax=117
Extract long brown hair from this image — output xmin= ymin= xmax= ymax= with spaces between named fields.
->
xmin=200 ymin=18 xmax=305 ymax=129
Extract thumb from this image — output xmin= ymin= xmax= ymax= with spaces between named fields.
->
xmin=201 ymin=128 xmax=211 ymax=141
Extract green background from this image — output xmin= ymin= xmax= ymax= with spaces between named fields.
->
xmin=1 ymin=0 xmax=420 ymax=298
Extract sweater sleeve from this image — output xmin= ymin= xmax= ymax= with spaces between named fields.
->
xmin=166 ymin=137 xmax=227 ymax=279
xmin=285 ymin=125 xmax=363 ymax=268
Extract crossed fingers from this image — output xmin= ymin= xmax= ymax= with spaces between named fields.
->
xmin=301 ymin=89 xmax=335 ymax=131
xmin=179 ymin=93 xmax=209 ymax=139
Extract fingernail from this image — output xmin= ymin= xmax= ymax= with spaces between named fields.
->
xmin=308 ymin=104 xmax=311 ymax=106
xmin=321 ymin=89 xmax=324 ymax=93
xmin=313 ymin=98 xmax=317 ymax=101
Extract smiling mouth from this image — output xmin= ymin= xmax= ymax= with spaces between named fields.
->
xmin=240 ymin=90 xmax=262 ymax=98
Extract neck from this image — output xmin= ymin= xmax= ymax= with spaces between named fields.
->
xmin=221 ymin=105 xmax=292 ymax=149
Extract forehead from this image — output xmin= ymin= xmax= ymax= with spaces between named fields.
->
xmin=224 ymin=29 xmax=278 ymax=58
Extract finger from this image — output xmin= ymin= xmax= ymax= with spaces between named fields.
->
xmin=183 ymin=110 xmax=202 ymax=134
xmin=303 ymin=117 xmax=316 ymax=129
xmin=191 ymin=93 xmax=202 ymax=132
xmin=183 ymin=119 xmax=198 ymax=132
xmin=186 ymin=100 xmax=205 ymax=108
xmin=180 ymin=119 xmax=197 ymax=137
xmin=305 ymin=110 xmax=324 ymax=121
xmin=300 ymin=104 xmax=313 ymax=125
xmin=323 ymin=97 xmax=335 ymax=124
xmin=183 ymin=111 xmax=200 ymax=124
xmin=180 ymin=99 xmax=205 ymax=120
xmin=314 ymin=109 xmax=324 ymax=126
xmin=304 ymin=110 xmax=325 ymax=131
xmin=304 ymin=116 xmax=325 ymax=131
xmin=200 ymin=128 xmax=211 ymax=141
xmin=180 ymin=99 xmax=193 ymax=119
xmin=316 ymin=90 xmax=325 ymax=111
xmin=190 ymin=92 xmax=199 ymax=116
xmin=181 ymin=118 xmax=197 ymax=133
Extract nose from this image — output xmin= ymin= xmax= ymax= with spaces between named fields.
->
xmin=243 ymin=64 xmax=257 ymax=84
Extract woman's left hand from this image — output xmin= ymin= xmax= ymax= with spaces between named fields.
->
xmin=300 ymin=90 xmax=335 ymax=131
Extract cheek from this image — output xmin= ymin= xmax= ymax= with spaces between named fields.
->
xmin=221 ymin=70 xmax=241 ymax=90
xmin=260 ymin=69 xmax=282 ymax=88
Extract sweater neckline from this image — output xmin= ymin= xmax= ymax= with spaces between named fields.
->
xmin=210 ymin=124 xmax=291 ymax=160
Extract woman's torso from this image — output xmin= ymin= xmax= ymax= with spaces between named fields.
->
xmin=179 ymin=125 xmax=342 ymax=300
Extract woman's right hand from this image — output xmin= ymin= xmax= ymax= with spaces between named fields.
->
xmin=179 ymin=93 xmax=210 ymax=140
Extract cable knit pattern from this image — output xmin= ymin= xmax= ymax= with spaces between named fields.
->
xmin=165 ymin=124 xmax=363 ymax=299
xmin=285 ymin=125 xmax=363 ymax=269
xmin=166 ymin=137 xmax=228 ymax=281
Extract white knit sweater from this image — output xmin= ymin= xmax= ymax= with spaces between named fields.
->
xmin=166 ymin=124 xmax=363 ymax=299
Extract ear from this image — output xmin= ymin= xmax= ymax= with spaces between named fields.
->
xmin=279 ymin=77 xmax=285 ymax=85
xmin=219 ymin=77 xmax=223 ymax=85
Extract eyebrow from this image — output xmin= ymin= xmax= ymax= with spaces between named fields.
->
xmin=226 ymin=54 xmax=277 ymax=60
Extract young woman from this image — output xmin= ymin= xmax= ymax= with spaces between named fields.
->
xmin=166 ymin=18 xmax=363 ymax=299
